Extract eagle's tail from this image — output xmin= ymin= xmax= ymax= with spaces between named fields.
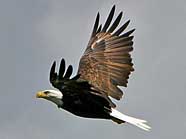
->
xmin=110 ymin=108 xmax=151 ymax=131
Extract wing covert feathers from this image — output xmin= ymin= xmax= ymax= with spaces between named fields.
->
xmin=78 ymin=5 xmax=135 ymax=103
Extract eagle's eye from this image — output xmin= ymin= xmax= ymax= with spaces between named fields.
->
xmin=44 ymin=91 xmax=50 ymax=95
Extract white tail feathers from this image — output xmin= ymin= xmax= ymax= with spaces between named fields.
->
xmin=110 ymin=108 xmax=151 ymax=131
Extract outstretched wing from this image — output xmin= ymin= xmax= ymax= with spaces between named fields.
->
xmin=50 ymin=59 xmax=83 ymax=92
xmin=78 ymin=5 xmax=135 ymax=101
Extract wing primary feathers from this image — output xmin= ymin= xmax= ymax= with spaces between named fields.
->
xmin=108 ymin=12 xmax=123 ymax=33
xmin=50 ymin=59 xmax=81 ymax=91
xmin=106 ymin=36 xmax=134 ymax=46
xmin=91 ymin=12 xmax=100 ymax=37
xmin=96 ymin=24 xmax=102 ymax=33
xmin=120 ymin=29 xmax=135 ymax=37
xmin=59 ymin=58 xmax=65 ymax=79
xmin=50 ymin=61 xmax=57 ymax=82
xmin=64 ymin=65 xmax=73 ymax=79
xmin=113 ymin=20 xmax=130 ymax=36
xmin=51 ymin=61 xmax=56 ymax=75
xmin=101 ymin=5 xmax=115 ymax=32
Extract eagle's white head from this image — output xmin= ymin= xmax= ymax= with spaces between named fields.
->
xmin=36 ymin=90 xmax=63 ymax=107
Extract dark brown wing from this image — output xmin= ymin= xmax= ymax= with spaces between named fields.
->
xmin=50 ymin=59 xmax=81 ymax=90
xmin=78 ymin=5 xmax=135 ymax=101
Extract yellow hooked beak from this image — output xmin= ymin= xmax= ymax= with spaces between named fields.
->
xmin=36 ymin=91 xmax=47 ymax=98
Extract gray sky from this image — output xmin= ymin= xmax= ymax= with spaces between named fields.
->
xmin=0 ymin=0 xmax=186 ymax=138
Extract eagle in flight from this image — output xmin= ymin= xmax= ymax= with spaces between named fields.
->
xmin=36 ymin=5 xmax=151 ymax=131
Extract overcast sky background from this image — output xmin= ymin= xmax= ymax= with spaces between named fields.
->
xmin=0 ymin=0 xmax=186 ymax=138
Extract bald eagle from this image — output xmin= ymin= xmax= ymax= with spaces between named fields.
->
xmin=36 ymin=5 xmax=151 ymax=131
